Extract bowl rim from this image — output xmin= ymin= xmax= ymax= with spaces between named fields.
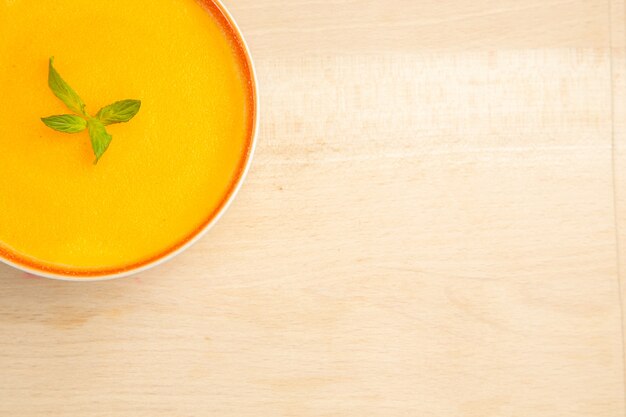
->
xmin=0 ymin=0 xmax=260 ymax=281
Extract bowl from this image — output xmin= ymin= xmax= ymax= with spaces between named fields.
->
xmin=0 ymin=0 xmax=259 ymax=281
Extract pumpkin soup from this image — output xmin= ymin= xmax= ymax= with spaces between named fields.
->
xmin=0 ymin=0 xmax=256 ymax=277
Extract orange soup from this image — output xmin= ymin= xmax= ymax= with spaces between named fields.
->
xmin=0 ymin=0 xmax=256 ymax=277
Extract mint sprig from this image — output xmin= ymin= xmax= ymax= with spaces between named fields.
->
xmin=41 ymin=57 xmax=141 ymax=164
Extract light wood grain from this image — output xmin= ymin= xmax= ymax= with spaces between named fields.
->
xmin=612 ymin=0 xmax=626 ymax=407
xmin=1 ymin=0 xmax=625 ymax=416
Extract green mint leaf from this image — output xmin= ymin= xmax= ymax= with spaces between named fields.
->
xmin=48 ymin=57 xmax=87 ymax=116
xmin=87 ymin=118 xmax=112 ymax=164
xmin=41 ymin=114 xmax=87 ymax=133
xmin=96 ymin=99 xmax=141 ymax=125
xmin=41 ymin=57 xmax=141 ymax=164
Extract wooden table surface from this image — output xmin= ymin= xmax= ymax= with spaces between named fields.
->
xmin=2 ymin=0 xmax=626 ymax=415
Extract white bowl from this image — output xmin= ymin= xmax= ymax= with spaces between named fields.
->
xmin=0 ymin=0 xmax=259 ymax=281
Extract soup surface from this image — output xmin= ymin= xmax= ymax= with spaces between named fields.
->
xmin=0 ymin=0 xmax=255 ymax=276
